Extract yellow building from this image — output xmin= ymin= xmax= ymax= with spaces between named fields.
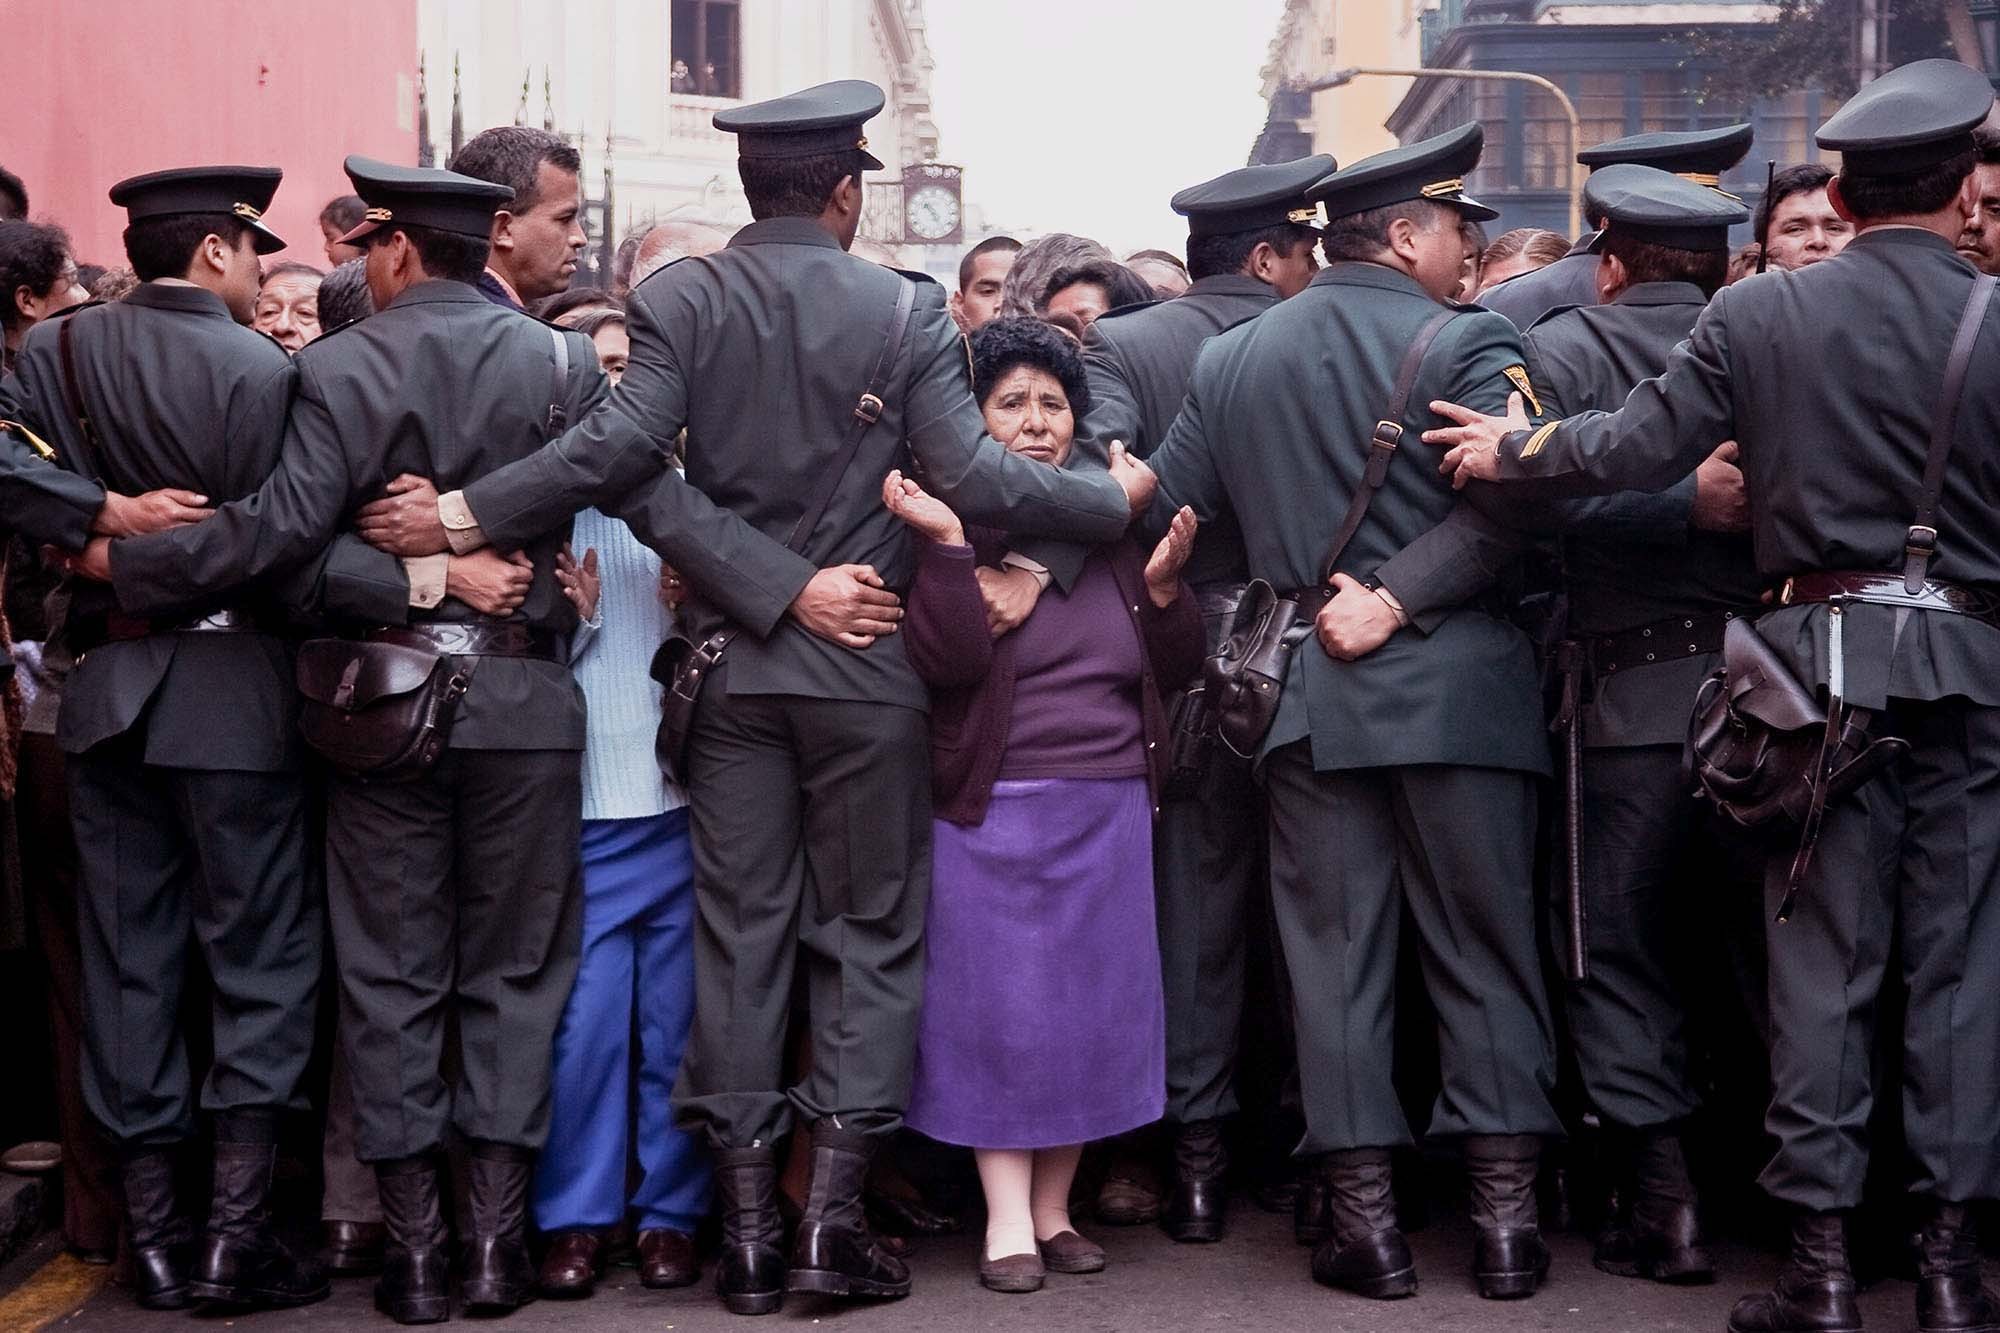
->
xmin=1252 ymin=0 xmax=1427 ymax=166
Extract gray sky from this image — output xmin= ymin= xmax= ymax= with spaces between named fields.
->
xmin=924 ymin=1 xmax=1291 ymax=257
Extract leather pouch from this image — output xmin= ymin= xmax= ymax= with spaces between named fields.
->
xmin=296 ymin=638 xmax=470 ymax=783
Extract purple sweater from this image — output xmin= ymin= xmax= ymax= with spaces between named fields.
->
xmin=904 ymin=528 xmax=1205 ymax=826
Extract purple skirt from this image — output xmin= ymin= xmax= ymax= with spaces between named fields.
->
xmin=906 ymin=776 xmax=1165 ymax=1150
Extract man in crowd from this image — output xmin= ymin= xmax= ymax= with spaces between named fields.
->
xmin=5 ymin=166 xmax=327 ymax=1313
xmin=1484 ymin=123 xmax=1752 ymax=329
xmin=1143 ymin=124 xmax=1562 ymax=1304
xmin=0 ymin=165 xmax=26 ymax=221
xmin=1956 ymin=124 xmax=2000 ymax=276
xmin=631 ymin=219 xmax=730 ymax=287
xmin=1125 ymin=247 xmax=1192 ymax=298
xmin=950 ymin=234 xmax=1019 ymax=332
xmin=1754 ymin=163 xmax=1854 ymax=271
xmin=449 ymin=126 xmax=589 ymax=310
xmin=1428 ymin=58 xmax=2000 ymax=1333
xmin=324 ymin=79 xmax=1152 ymax=1318
xmin=319 ymin=193 xmax=366 ymax=267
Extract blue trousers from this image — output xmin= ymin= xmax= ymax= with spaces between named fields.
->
xmin=532 ymin=809 xmax=710 ymax=1231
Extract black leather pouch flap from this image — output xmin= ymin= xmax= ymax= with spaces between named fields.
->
xmin=296 ymin=639 xmax=442 ymax=713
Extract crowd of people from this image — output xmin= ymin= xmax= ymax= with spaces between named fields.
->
xmin=1 ymin=56 xmax=1999 ymax=1333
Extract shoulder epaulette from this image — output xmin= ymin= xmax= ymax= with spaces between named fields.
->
xmin=889 ymin=266 xmax=941 ymax=288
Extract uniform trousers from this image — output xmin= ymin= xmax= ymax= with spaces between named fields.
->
xmin=674 ymin=665 xmax=932 ymax=1147
xmin=66 ymin=733 xmax=319 ymax=1144
xmin=533 ymin=809 xmax=710 ymax=1233
xmin=1262 ymin=745 xmax=1562 ymax=1153
xmin=326 ymin=747 xmax=582 ymax=1161
xmin=1566 ymin=743 xmax=1768 ymax=1130
xmin=1760 ymin=696 xmax=2000 ymax=1210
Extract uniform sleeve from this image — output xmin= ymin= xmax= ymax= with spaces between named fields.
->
xmin=1493 ymin=290 xmax=1738 ymax=496
xmin=457 ymin=288 xmax=817 ymax=640
xmin=1144 ymin=363 xmax=1229 ymax=536
xmin=108 ymin=355 xmax=358 ymax=616
xmin=0 ymin=352 xmax=110 ymax=550
xmin=1008 ymin=325 xmax=1136 ymax=591
xmin=902 ymin=290 xmax=1130 ymax=543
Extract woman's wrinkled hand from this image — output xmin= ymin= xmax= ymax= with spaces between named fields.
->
xmin=1144 ymin=505 xmax=1197 ymax=607
xmin=555 ymin=543 xmax=600 ymax=622
xmin=881 ymin=469 xmax=965 ymax=546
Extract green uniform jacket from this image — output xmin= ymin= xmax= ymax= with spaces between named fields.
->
xmin=1481 ymin=243 xmax=1598 ymax=329
xmin=1488 ymin=227 xmax=2000 ymax=710
xmin=1145 ymin=261 xmax=1552 ymax=776
xmin=452 ymin=216 xmax=1132 ymax=711
xmin=108 ymin=280 xmax=610 ymax=751
xmin=10 ymin=286 xmax=302 ymax=769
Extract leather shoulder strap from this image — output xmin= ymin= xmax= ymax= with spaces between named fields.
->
xmin=56 ymin=313 xmax=104 ymax=483
xmin=1319 ymin=306 xmax=1461 ymax=584
xmin=782 ymin=276 xmax=918 ymax=558
xmin=1904 ymin=271 xmax=1997 ymax=593
xmin=545 ymin=324 xmax=571 ymax=439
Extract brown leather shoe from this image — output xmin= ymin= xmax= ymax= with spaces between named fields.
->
xmin=978 ymin=1251 xmax=1044 ymax=1294
xmin=537 ymin=1229 xmax=603 ymax=1298
xmin=1037 ymin=1230 xmax=1105 ymax=1274
xmin=636 ymin=1228 xmax=699 ymax=1290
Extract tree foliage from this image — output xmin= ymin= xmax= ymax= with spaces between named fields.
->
xmin=1690 ymin=0 xmax=1956 ymax=102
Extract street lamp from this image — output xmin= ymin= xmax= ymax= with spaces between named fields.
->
xmin=1303 ymin=65 xmax=1583 ymax=238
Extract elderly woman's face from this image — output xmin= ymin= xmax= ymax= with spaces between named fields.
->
xmin=982 ymin=364 xmax=1074 ymax=468
xmin=253 ymin=271 xmax=322 ymax=354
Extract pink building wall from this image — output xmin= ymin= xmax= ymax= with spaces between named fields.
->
xmin=2 ymin=0 xmax=417 ymax=269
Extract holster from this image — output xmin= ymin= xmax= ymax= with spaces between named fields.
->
xmin=1550 ymin=641 xmax=1588 ymax=982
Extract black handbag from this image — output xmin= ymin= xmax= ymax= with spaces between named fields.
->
xmin=1204 ymin=307 xmax=1461 ymax=759
xmin=296 ymin=324 xmax=571 ymax=782
xmin=650 ymin=277 xmax=917 ymax=786
xmin=1684 ymin=272 xmax=1996 ymax=918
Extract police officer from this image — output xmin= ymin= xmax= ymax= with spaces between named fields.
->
xmin=1015 ymin=154 xmax=1331 ymax=1243
xmin=6 ymin=167 xmax=327 ymax=1312
xmin=1483 ymin=123 xmax=1753 ymax=329
xmin=1143 ymin=125 xmax=1563 ymax=1302
xmin=337 ymin=82 xmax=1150 ymax=1316
xmin=1431 ymin=58 xmax=2000 ymax=1333
xmin=101 ymin=157 xmax=615 ymax=1323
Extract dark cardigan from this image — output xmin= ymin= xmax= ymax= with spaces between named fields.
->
xmin=904 ymin=527 xmax=1205 ymax=826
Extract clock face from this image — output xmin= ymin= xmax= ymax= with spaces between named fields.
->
xmin=905 ymin=185 xmax=961 ymax=241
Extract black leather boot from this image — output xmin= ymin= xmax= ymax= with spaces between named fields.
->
xmin=1916 ymin=1200 xmax=2000 ymax=1333
xmin=1727 ymin=1209 xmax=1862 ymax=1333
xmin=461 ymin=1140 xmax=536 ymax=1314
xmin=786 ymin=1121 xmax=911 ymax=1301
xmin=373 ymin=1154 xmax=451 ymax=1324
xmin=1309 ymin=1148 xmax=1417 ymax=1300
xmin=1464 ymin=1134 xmax=1550 ymax=1300
xmin=190 ymin=1112 xmax=329 ymax=1308
xmin=118 ymin=1146 xmax=194 ymax=1310
xmin=1596 ymin=1127 xmax=1713 ymax=1284
xmin=714 ymin=1143 xmax=786 ymax=1315
xmin=1162 ymin=1119 xmax=1228 ymax=1244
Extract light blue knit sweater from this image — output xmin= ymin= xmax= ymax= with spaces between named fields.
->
xmin=570 ymin=507 xmax=687 ymax=821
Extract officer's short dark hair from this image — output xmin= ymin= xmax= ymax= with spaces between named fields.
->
xmin=318 ymin=194 xmax=367 ymax=234
xmin=1039 ymin=260 xmax=1155 ymax=315
xmin=0 ymin=220 xmax=73 ymax=332
xmin=739 ymin=149 xmax=865 ymax=221
xmin=1320 ymin=199 xmax=1452 ymax=265
xmin=1974 ymin=125 xmax=2000 ymax=167
xmin=1751 ymin=164 xmax=1833 ymax=244
xmin=957 ymin=235 xmax=1021 ymax=291
xmin=1599 ymin=230 xmax=1728 ymax=300
xmin=316 ymin=258 xmax=374 ymax=329
xmin=1185 ymin=223 xmax=1317 ymax=282
xmin=1836 ymin=147 xmax=1977 ymax=223
xmin=123 ymin=213 xmax=252 ymax=282
xmin=969 ymin=316 xmax=1092 ymax=422
xmin=0 ymin=165 xmax=26 ymax=221
xmin=370 ymin=223 xmax=489 ymax=285
xmin=449 ymin=127 xmax=583 ymax=214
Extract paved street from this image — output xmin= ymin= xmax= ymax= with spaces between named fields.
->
xmin=9 ymin=1202 xmax=1979 ymax=1333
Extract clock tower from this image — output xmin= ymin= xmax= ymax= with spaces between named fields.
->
xmin=900 ymin=162 xmax=964 ymax=246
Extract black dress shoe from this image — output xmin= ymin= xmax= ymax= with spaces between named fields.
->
xmin=323 ymin=1219 xmax=387 ymax=1276
xmin=715 ymin=1144 xmax=786 ymax=1315
xmin=1163 ymin=1120 xmax=1228 ymax=1244
xmin=539 ymin=1229 xmax=605 ymax=1298
xmin=374 ymin=1154 xmax=451 ymax=1325
xmin=637 ymin=1228 xmax=700 ymax=1290
xmin=786 ymin=1122 xmax=911 ymax=1301
xmin=1311 ymin=1227 xmax=1418 ymax=1300
xmin=865 ymin=1188 xmax=962 ymax=1237
xmin=1473 ymin=1227 xmax=1552 ymax=1300
xmin=117 ymin=1147 xmax=194 ymax=1310
xmin=189 ymin=1127 xmax=330 ymax=1309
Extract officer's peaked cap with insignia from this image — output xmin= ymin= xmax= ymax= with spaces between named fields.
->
xmin=335 ymin=157 xmax=516 ymax=246
xmin=1172 ymin=155 xmax=1337 ymax=238
xmin=1576 ymin=124 xmax=1754 ymax=183
xmin=714 ymin=79 xmax=887 ymax=172
xmin=1582 ymin=164 xmax=1750 ymax=253
xmin=1309 ymin=123 xmax=1496 ymax=223
xmin=108 ymin=165 xmax=286 ymax=254
xmin=1817 ymin=58 xmax=1995 ymax=178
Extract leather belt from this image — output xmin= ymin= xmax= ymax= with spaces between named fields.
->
xmin=1279 ymin=584 xmax=1337 ymax=616
xmin=1590 ymin=610 xmax=1741 ymax=677
xmin=1774 ymin=571 xmax=2000 ymax=632
xmin=370 ymin=622 xmax=569 ymax=665
xmin=1195 ymin=582 xmax=1250 ymax=619
xmin=85 ymin=605 xmax=265 ymax=649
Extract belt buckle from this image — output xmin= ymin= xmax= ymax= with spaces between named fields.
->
xmin=1779 ymin=576 xmax=1797 ymax=606
xmin=854 ymin=393 xmax=885 ymax=424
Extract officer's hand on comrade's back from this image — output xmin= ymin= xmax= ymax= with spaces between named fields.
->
xmin=1690 ymin=442 xmax=1749 ymax=534
xmin=1423 ymin=391 xmax=1530 ymax=488
xmin=92 ymin=487 xmax=213 ymax=537
xmin=355 ymin=473 xmax=448 ymax=556
xmin=789 ymin=564 xmax=902 ymax=650
xmin=1316 ymin=571 xmax=1402 ymax=662
xmin=1108 ymin=441 xmax=1158 ymax=520
xmin=446 ymin=549 xmax=534 ymax=616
